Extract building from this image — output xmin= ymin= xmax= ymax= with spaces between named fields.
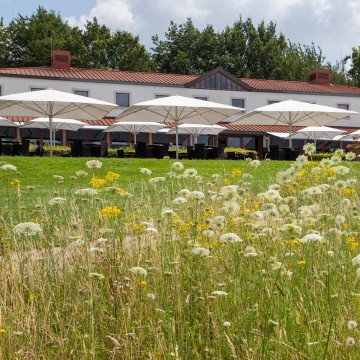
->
xmin=0 ymin=50 xmax=359 ymax=154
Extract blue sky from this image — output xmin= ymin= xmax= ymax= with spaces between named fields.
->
xmin=1 ymin=0 xmax=359 ymax=66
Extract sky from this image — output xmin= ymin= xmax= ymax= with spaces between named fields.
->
xmin=0 ymin=0 xmax=359 ymax=65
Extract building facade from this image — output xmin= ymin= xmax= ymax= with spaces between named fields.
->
xmin=0 ymin=51 xmax=360 ymax=154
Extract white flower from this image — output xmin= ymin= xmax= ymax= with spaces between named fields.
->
xmin=75 ymin=170 xmax=88 ymax=177
xmin=191 ymin=247 xmax=210 ymax=257
xmin=244 ymin=246 xmax=258 ymax=257
xmin=345 ymin=152 xmax=356 ymax=161
xmin=89 ymin=272 xmax=105 ymax=280
xmin=75 ymin=188 xmax=98 ymax=196
xmin=53 ymin=175 xmax=64 ymax=182
xmin=303 ymin=143 xmax=316 ymax=155
xmin=331 ymin=155 xmax=342 ymax=164
xmin=89 ymin=247 xmax=104 ymax=254
xmin=148 ymin=177 xmax=166 ymax=184
xmin=0 ymin=164 xmax=17 ymax=171
xmin=347 ymin=320 xmax=357 ymax=330
xmin=356 ymin=267 xmax=360 ymax=279
xmin=86 ymin=160 xmax=102 ymax=169
xmin=296 ymin=155 xmax=308 ymax=164
xmin=183 ymin=168 xmax=197 ymax=177
xmin=212 ymin=291 xmax=228 ymax=297
xmin=161 ymin=208 xmax=177 ymax=217
xmin=48 ymin=197 xmax=66 ymax=206
xmin=300 ymin=233 xmax=324 ymax=244
xmin=202 ymin=230 xmax=215 ymax=238
xmin=172 ymin=197 xmax=187 ymax=205
xmin=334 ymin=148 xmax=344 ymax=156
xmin=333 ymin=165 xmax=350 ymax=175
xmin=220 ymin=233 xmax=242 ymax=243
xmin=178 ymin=188 xmax=191 ymax=197
xmin=190 ymin=191 xmax=205 ymax=200
xmin=221 ymin=200 xmax=240 ymax=215
xmin=172 ymin=162 xmax=184 ymax=171
xmin=352 ymin=254 xmax=360 ymax=266
xmin=223 ymin=321 xmax=231 ymax=327
xmin=250 ymin=159 xmax=260 ymax=167
xmin=346 ymin=337 xmax=356 ymax=347
xmin=13 ymin=222 xmax=42 ymax=236
xmin=68 ymin=239 xmax=84 ymax=247
xmin=320 ymin=158 xmax=333 ymax=168
xmin=146 ymin=227 xmax=158 ymax=235
xmin=140 ymin=168 xmax=152 ymax=175
xmin=130 ymin=266 xmax=147 ymax=277
xmin=95 ymin=237 xmax=108 ymax=245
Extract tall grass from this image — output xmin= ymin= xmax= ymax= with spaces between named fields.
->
xmin=0 ymin=156 xmax=359 ymax=359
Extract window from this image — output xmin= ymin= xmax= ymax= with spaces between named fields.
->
xmin=156 ymin=94 xmax=169 ymax=99
xmin=338 ymin=103 xmax=350 ymax=119
xmin=338 ymin=103 xmax=349 ymax=111
xmin=232 ymin=99 xmax=245 ymax=108
xmin=0 ymin=86 xmax=2 ymax=96
xmin=74 ymin=90 xmax=88 ymax=97
xmin=31 ymin=87 xmax=46 ymax=91
xmin=194 ymin=96 xmax=207 ymax=101
xmin=268 ymin=100 xmax=280 ymax=105
xmin=116 ymin=93 xmax=130 ymax=107
xmin=190 ymin=72 xmax=243 ymax=91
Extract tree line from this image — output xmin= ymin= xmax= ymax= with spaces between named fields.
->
xmin=0 ymin=7 xmax=359 ymax=86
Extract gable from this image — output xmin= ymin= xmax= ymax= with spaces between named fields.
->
xmin=185 ymin=67 xmax=250 ymax=91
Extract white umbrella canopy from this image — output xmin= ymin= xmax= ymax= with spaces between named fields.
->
xmin=21 ymin=118 xmax=87 ymax=147
xmin=0 ymin=89 xmax=118 ymax=156
xmin=104 ymin=121 xmax=166 ymax=145
xmin=0 ymin=117 xmax=20 ymax=127
xmin=115 ymin=95 xmax=244 ymax=158
xmin=160 ymin=124 xmax=225 ymax=146
xmin=232 ymin=100 xmax=357 ymax=147
xmin=291 ymin=126 xmax=345 ymax=147
xmin=22 ymin=117 xmax=87 ymax=131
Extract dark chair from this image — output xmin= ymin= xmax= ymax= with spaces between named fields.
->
xmin=0 ymin=138 xmax=3 ymax=155
xmin=193 ymin=144 xmax=206 ymax=159
xmin=20 ymin=139 xmax=30 ymax=156
xmin=11 ymin=143 xmax=21 ymax=156
xmin=116 ymin=149 xmax=125 ymax=158
xmin=71 ymin=140 xmax=83 ymax=157
xmin=135 ymin=142 xmax=147 ymax=158
xmin=226 ymin=151 xmax=236 ymax=160
xmin=269 ymin=145 xmax=280 ymax=160
xmin=212 ymin=144 xmax=225 ymax=159
xmin=187 ymin=146 xmax=195 ymax=159
xmin=101 ymin=141 xmax=108 ymax=157
xmin=82 ymin=146 xmax=92 ymax=157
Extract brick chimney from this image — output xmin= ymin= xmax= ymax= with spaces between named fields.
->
xmin=51 ymin=50 xmax=71 ymax=70
xmin=308 ymin=68 xmax=330 ymax=85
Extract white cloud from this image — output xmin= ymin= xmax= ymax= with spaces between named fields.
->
xmin=66 ymin=0 xmax=138 ymax=32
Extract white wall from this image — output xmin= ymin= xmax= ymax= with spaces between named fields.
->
xmin=1 ymin=76 xmax=360 ymax=127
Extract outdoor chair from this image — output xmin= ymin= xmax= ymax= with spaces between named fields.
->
xmin=135 ymin=142 xmax=146 ymax=158
xmin=20 ymin=139 xmax=30 ymax=156
xmin=101 ymin=141 xmax=108 ymax=157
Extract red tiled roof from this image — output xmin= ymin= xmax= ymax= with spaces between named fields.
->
xmin=240 ymin=78 xmax=360 ymax=95
xmin=0 ymin=66 xmax=360 ymax=96
xmin=5 ymin=117 xmax=356 ymax=134
xmin=0 ymin=66 xmax=197 ymax=85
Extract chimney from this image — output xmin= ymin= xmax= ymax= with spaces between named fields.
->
xmin=308 ymin=68 xmax=330 ymax=85
xmin=51 ymin=50 xmax=71 ymax=70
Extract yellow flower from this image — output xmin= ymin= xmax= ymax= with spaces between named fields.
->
xmin=286 ymin=239 xmax=300 ymax=246
xmin=137 ymin=280 xmax=147 ymax=286
xmin=343 ymin=188 xmax=355 ymax=197
xmin=326 ymin=168 xmax=336 ymax=177
xmin=0 ymin=329 xmax=6 ymax=333
xmin=223 ymin=178 xmax=231 ymax=185
xmin=89 ymin=177 xmax=107 ymax=189
xmin=98 ymin=206 xmax=121 ymax=217
xmin=297 ymin=260 xmax=306 ymax=265
xmin=131 ymin=224 xmax=146 ymax=234
xmin=10 ymin=179 xmax=20 ymax=188
xmin=346 ymin=236 xmax=359 ymax=250
xmin=105 ymin=172 xmax=120 ymax=182
xmin=231 ymin=168 xmax=242 ymax=178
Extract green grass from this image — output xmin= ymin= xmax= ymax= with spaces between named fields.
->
xmin=0 ymin=156 xmax=360 ymax=359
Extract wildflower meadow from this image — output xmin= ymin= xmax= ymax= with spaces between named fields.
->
xmin=0 ymin=152 xmax=359 ymax=359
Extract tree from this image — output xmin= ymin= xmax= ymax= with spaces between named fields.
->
xmin=347 ymin=47 xmax=360 ymax=87
xmin=6 ymin=7 xmax=77 ymax=67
